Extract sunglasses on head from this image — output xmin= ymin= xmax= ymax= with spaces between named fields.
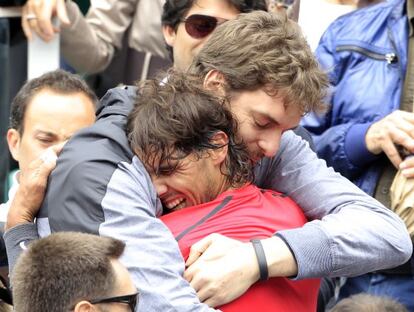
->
xmin=181 ymin=14 xmax=228 ymax=39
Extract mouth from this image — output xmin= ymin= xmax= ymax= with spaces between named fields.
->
xmin=163 ymin=197 xmax=187 ymax=211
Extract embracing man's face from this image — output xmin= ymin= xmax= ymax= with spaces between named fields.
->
xmin=228 ymin=87 xmax=302 ymax=162
xmin=143 ymin=148 xmax=227 ymax=212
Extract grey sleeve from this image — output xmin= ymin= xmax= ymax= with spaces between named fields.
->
xmin=255 ymin=131 xmax=412 ymax=279
xmin=3 ymin=223 xmax=39 ymax=275
xmin=99 ymin=157 xmax=218 ymax=312
xmin=61 ymin=0 xmax=136 ymax=73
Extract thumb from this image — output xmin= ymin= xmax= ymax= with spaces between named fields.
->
xmin=56 ymin=0 xmax=70 ymax=25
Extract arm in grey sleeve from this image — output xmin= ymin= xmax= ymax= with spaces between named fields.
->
xmin=255 ymin=131 xmax=412 ymax=279
xmin=4 ymin=223 xmax=39 ymax=275
xmin=99 ymin=158 xmax=218 ymax=312
xmin=61 ymin=0 xmax=136 ymax=73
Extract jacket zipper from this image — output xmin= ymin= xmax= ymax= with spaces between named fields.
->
xmin=387 ymin=26 xmax=404 ymax=81
xmin=336 ymin=45 xmax=398 ymax=64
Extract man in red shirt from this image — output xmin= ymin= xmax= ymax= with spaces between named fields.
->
xmin=127 ymin=71 xmax=319 ymax=312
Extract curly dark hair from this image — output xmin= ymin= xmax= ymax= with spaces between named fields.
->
xmin=127 ymin=69 xmax=253 ymax=188
xmin=161 ymin=0 xmax=267 ymax=60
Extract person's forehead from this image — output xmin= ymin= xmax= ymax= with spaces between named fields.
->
xmin=25 ymin=89 xmax=93 ymax=118
xmin=22 ymin=89 xmax=95 ymax=133
xmin=186 ymin=0 xmax=240 ymax=19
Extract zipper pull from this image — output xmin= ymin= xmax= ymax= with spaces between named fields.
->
xmin=385 ymin=53 xmax=397 ymax=64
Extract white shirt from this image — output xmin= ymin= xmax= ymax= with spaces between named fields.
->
xmin=0 ymin=171 xmax=19 ymax=223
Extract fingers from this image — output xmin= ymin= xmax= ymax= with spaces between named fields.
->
xmin=56 ymin=0 xmax=70 ymax=25
xmin=381 ymin=133 xmax=403 ymax=168
xmin=366 ymin=111 xmax=414 ymax=164
xmin=22 ymin=0 xmax=70 ymax=41
xmin=399 ymin=156 xmax=414 ymax=177
xmin=185 ymin=234 xmax=215 ymax=267
xmin=21 ymin=6 xmax=33 ymax=40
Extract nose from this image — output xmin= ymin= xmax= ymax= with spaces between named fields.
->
xmin=258 ymin=131 xmax=281 ymax=158
xmin=152 ymin=176 xmax=168 ymax=197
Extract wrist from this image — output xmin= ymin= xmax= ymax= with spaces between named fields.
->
xmin=261 ymin=236 xmax=298 ymax=278
xmin=5 ymin=197 xmax=35 ymax=231
xmin=246 ymin=242 xmax=260 ymax=284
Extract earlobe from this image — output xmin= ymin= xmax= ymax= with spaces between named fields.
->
xmin=203 ymin=70 xmax=226 ymax=96
xmin=73 ymin=300 xmax=96 ymax=312
xmin=7 ymin=129 xmax=21 ymax=162
xmin=162 ymin=25 xmax=176 ymax=47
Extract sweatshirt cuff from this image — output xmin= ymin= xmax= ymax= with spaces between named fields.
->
xmin=4 ymin=223 xmax=39 ymax=274
xmin=276 ymin=224 xmax=333 ymax=280
xmin=345 ymin=123 xmax=380 ymax=167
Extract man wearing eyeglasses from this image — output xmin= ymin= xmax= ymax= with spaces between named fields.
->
xmin=11 ymin=232 xmax=138 ymax=312
xmin=5 ymin=4 xmax=412 ymax=312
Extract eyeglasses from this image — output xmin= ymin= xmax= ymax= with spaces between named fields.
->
xmin=89 ymin=292 xmax=138 ymax=311
xmin=181 ymin=14 xmax=228 ymax=39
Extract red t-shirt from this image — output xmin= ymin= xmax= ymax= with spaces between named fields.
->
xmin=161 ymin=184 xmax=320 ymax=312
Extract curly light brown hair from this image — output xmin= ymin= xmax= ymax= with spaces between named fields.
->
xmin=190 ymin=10 xmax=329 ymax=114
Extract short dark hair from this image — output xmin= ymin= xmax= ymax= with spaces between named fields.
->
xmin=161 ymin=0 xmax=267 ymax=60
xmin=9 ymin=69 xmax=98 ymax=133
xmin=127 ymin=69 xmax=253 ymax=188
xmin=11 ymin=232 xmax=125 ymax=312
xmin=191 ymin=11 xmax=329 ymax=114
xmin=331 ymin=294 xmax=408 ymax=312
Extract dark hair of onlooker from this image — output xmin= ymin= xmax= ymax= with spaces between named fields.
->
xmin=127 ymin=69 xmax=253 ymax=188
xmin=161 ymin=0 xmax=268 ymax=59
xmin=11 ymin=232 xmax=125 ymax=312
xmin=9 ymin=69 xmax=98 ymax=133
xmin=330 ymin=293 xmax=408 ymax=312
xmin=191 ymin=10 xmax=329 ymax=115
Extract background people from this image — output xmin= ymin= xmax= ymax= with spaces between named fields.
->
xmin=12 ymin=232 xmax=138 ymax=312
xmin=301 ymin=0 xmax=414 ymax=309
xmin=0 ymin=69 xmax=97 ymax=224
xmin=330 ymin=293 xmax=409 ymax=312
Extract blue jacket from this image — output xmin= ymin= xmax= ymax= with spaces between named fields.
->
xmin=301 ymin=0 xmax=408 ymax=196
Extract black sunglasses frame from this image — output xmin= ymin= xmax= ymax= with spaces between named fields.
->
xmin=181 ymin=14 xmax=228 ymax=39
xmin=72 ymin=292 xmax=138 ymax=311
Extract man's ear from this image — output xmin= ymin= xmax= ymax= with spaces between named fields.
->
xmin=162 ymin=25 xmax=176 ymax=48
xmin=7 ymin=128 xmax=21 ymax=162
xmin=73 ymin=300 xmax=97 ymax=312
xmin=209 ymin=131 xmax=229 ymax=166
xmin=203 ymin=70 xmax=226 ymax=96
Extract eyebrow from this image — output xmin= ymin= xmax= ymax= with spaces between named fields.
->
xmin=252 ymin=111 xmax=279 ymax=125
xmin=33 ymin=130 xmax=57 ymax=137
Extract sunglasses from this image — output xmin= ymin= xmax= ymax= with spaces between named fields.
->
xmin=82 ymin=292 xmax=138 ymax=311
xmin=181 ymin=14 xmax=228 ymax=39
